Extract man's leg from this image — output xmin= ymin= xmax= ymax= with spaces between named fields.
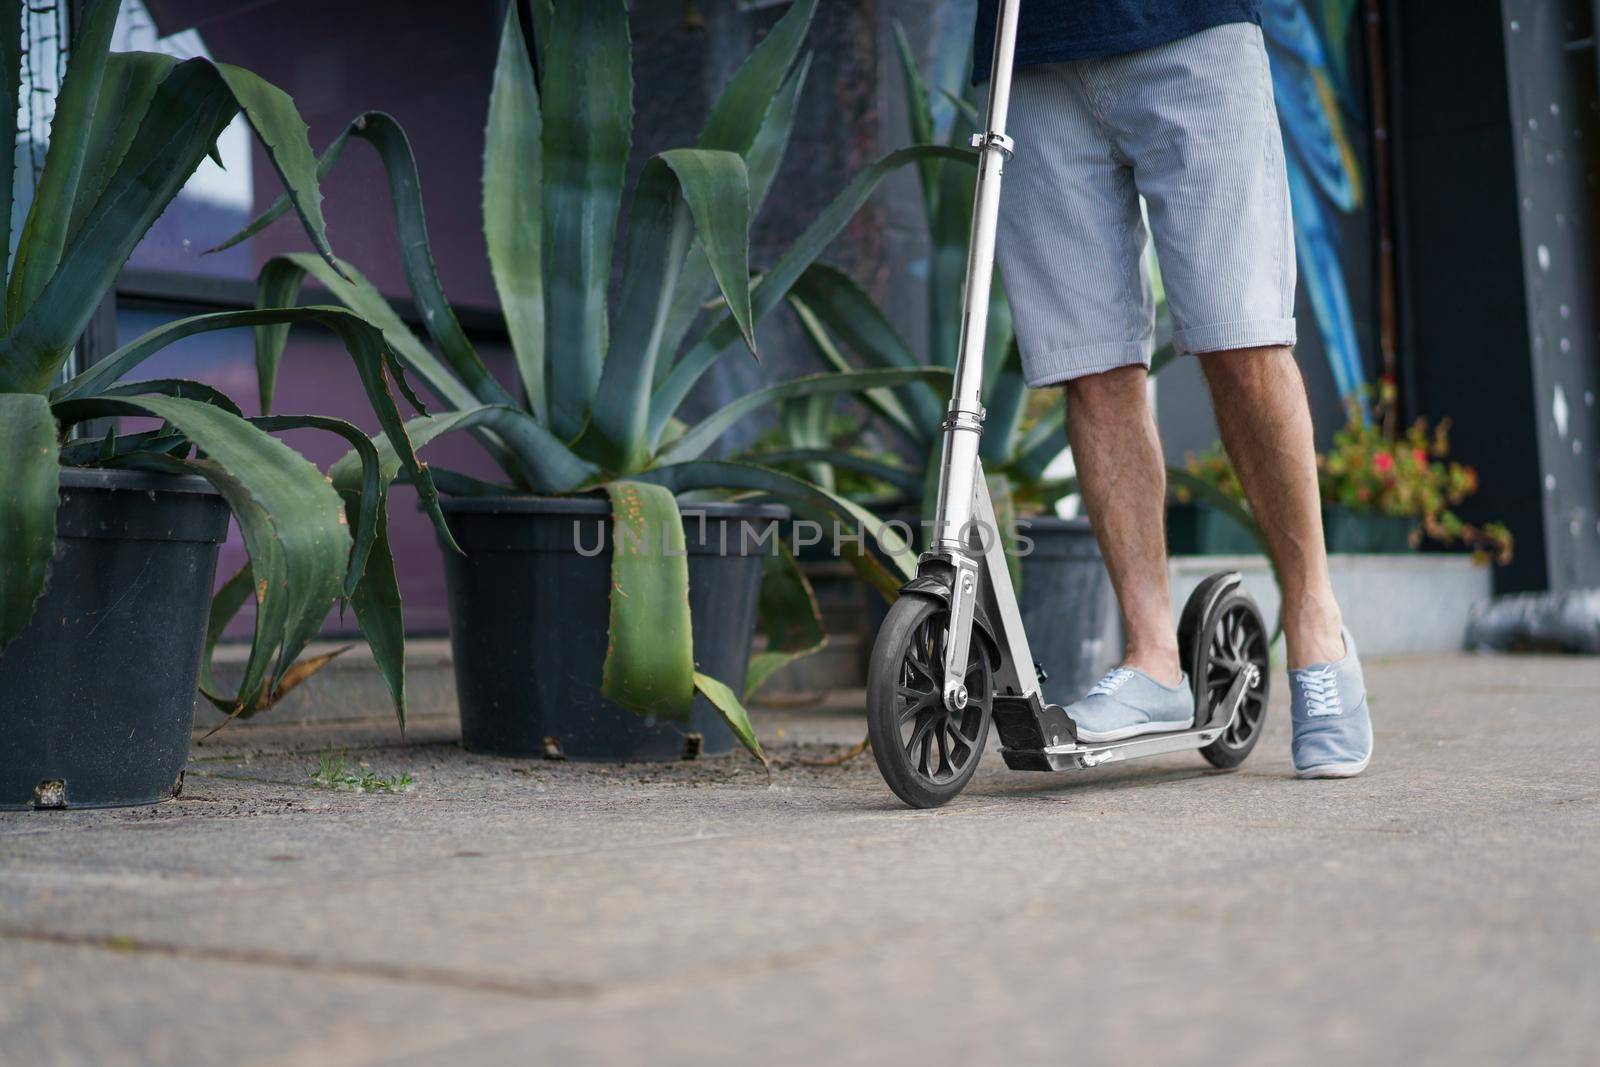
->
xmin=1198 ymin=346 xmax=1343 ymax=668
xmin=1064 ymin=365 xmax=1182 ymax=686
xmin=1202 ymin=346 xmax=1372 ymax=776
xmin=1062 ymin=21 xmax=1370 ymax=772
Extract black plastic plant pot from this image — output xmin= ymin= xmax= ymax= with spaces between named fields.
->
xmin=439 ymin=496 xmax=789 ymax=761
xmin=0 ymin=468 xmax=230 ymax=811
xmin=1017 ymin=515 xmax=1122 ymax=706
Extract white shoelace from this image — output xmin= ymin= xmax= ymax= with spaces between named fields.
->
xmin=1087 ymin=667 xmax=1136 ymax=699
xmin=1299 ymin=666 xmax=1343 ymax=716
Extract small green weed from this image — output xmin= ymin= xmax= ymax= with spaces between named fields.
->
xmin=307 ymin=749 xmax=414 ymax=794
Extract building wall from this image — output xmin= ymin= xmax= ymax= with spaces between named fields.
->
xmin=1500 ymin=0 xmax=1600 ymax=591
xmin=1394 ymin=0 xmax=1599 ymax=593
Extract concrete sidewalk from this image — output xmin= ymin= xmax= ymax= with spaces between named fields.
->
xmin=2 ymin=653 xmax=1597 ymax=1066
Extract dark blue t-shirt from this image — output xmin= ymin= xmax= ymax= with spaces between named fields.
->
xmin=972 ymin=0 xmax=1262 ymax=81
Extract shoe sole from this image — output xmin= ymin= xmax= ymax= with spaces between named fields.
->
xmin=1295 ymin=750 xmax=1372 ymax=779
xmin=1074 ymin=718 xmax=1195 ymax=744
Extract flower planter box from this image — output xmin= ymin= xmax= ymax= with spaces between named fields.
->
xmin=1 ymin=469 xmax=229 ymax=810
xmin=1169 ymin=551 xmax=1491 ymax=655
xmin=1166 ymin=500 xmax=1258 ymax=556
xmin=439 ymin=496 xmax=786 ymax=761
xmin=1322 ymin=507 xmax=1416 ymax=553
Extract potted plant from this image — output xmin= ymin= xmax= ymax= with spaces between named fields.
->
xmin=0 ymin=0 xmax=443 ymax=809
xmin=1167 ymin=443 xmax=1259 ymax=555
xmin=231 ymin=0 xmax=957 ymax=762
xmin=1161 ymin=385 xmax=1513 ymax=563
xmin=1319 ymin=381 xmax=1513 ymax=560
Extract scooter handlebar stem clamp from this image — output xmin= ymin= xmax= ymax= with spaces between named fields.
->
xmin=941 ymin=407 xmax=986 ymax=434
xmin=969 ymin=130 xmax=1015 ymax=158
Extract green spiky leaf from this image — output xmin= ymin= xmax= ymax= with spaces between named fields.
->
xmin=657 ymin=367 xmax=950 ymax=465
xmin=4 ymin=0 xmax=119 ymax=327
xmin=601 ymin=481 xmax=696 ymax=720
xmin=0 ymin=57 xmax=341 ymax=392
xmin=586 ymin=149 xmax=756 ymax=470
xmin=695 ymin=671 xmax=767 ymax=766
xmin=484 ymin=6 xmax=547 ymax=423
xmin=541 ymin=0 xmax=633 ymax=439
xmin=0 ymin=0 xmax=21 ymax=310
xmin=788 ymin=261 xmax=944 ymax=436
xmin=698 ymin=0 xmax=815 ymax=154
xmin=650 ymin=144 xmax=973 ymax=442
xmin=0 ymin=395 xmax=61 ymax=652
xmin=745 ymin=545 xmax=826 ymax=701
xmin=654 ymin=53 xmax=814 ymax=391
xmin=891 ymin=21 xmax=941 ymax=223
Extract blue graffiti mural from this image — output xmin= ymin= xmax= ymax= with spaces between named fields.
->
xmin=1261 ymin=0 xmax=1370 ymax=408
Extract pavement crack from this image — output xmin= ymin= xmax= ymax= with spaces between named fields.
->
xmin=0 ymin=927 xmax=598 ymax=1002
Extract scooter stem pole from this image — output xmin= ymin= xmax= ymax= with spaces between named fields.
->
xmin=932 ymin=0 xmax=1021 ymax=550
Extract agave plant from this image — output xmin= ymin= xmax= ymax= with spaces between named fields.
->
xmin=228 ymin=0 xmax=966 ymax=760
xmin=0 ymin=0 xmax=445 ymax=720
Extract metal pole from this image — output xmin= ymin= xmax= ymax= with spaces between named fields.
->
xmin=931 ymin=0 xmax=1021 ymax=550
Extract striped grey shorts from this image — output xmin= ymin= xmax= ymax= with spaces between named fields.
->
xmin=995 ymin=22 xmax=1297 ymax=387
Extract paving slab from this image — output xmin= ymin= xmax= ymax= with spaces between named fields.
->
xmin=2 ymin=653 xmax=1597 ymax=1066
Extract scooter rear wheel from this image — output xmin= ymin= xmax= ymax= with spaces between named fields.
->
xmin=1190 ymin=589 xmax=1271 ymax=769
xmin=867 ymin=594 xmax=993 ymax=808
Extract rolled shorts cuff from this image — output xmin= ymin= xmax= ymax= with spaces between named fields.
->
xmin=1021 ymin=337 xmax=1155 ymax=388
xmin=1173 ymin=318 xmax=1297 ymax=357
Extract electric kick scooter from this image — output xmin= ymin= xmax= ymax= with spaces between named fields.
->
xmin=866 ymin=0 xmax=1271 ymax=808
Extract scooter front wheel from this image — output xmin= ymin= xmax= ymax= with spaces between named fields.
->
xmin=1190 ymin=587 xmax=1271 ymax=769
xmin=867 ymin=594 xmax=993 ymax=808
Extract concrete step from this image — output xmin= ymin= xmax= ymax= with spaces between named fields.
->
xmin=1168 ymin=552 xmax=1493 ymax=656
xmin=200 ymin=638 xmax=455 ymax=730
xmin=200 ymin=553 xmax=1492 ymax=729
xmin=198 ymin=630 xmax=861 ymax=727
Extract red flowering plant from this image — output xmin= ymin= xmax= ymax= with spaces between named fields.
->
xmin=1168 ymin=380 xmax=1512 ymax=565
xmin=1320 ymin=379 xmax=1513 ymax=564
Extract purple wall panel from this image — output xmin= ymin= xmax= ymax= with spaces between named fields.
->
xmin=140 ymin=0 xmax=501 ymax=310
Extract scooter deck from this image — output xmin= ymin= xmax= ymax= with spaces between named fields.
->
xmin=998 ymin=715 xmax=1234 ymax=772
xmin=994 ymin=665 xmax=1259 ymax=773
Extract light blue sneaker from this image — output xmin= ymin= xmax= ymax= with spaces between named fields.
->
xmin=1067 ymin=667 xmax=1195 ymax=743
xmin=1289 ymin=627 xmax=1373 ymax=778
